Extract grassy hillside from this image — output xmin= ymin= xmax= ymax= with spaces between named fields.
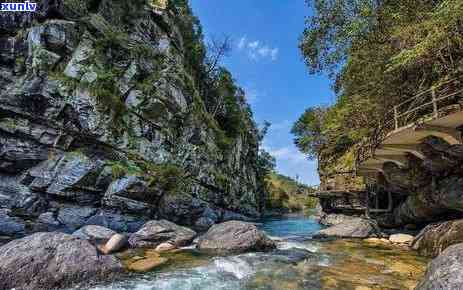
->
xmin=265 ymin=172 xmax=318 ymax=213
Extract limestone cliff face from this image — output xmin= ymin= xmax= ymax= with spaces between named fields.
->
xmin=0 ymin=0 xmax=263 ymax=235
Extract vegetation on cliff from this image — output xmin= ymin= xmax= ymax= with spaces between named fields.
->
xmin=293 ymin=0 xmax=463 ymax=175
xmin=265 ymin=172 xmax=318 ymax=213
xmin=0 ymin=0 xmax=279 ymax=241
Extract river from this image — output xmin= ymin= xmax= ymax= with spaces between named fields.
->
xmin=86 ymin=214 xmax=429 ymax=290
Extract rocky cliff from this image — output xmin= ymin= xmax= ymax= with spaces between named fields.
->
xmin=0 ymin=0 xmax=264 ymax=237
xmin=316 ymin=133 xmax=463 ymax=227
xmin=376 ymin=135 xmax=463 ymax=228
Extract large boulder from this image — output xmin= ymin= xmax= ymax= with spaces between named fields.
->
xmin=128 ymin=220 xmax=196 ymax=248
xmin=314 ymin=217 xmax=380 ymax=239
xmin=157 ymin=193 xmax=255 ymax=232
xmin=158 ymin=193 xmax=220 ymax=231
xmin=0 ymin=232 xmax=123 ymax=290
xmin=197 ymin=221 xmax=276 ymax=254
xmin=415 ymin=243 xmax=463 ymax=290
xmin=72 ymin=225 xmax=117 ymax=244
xmin=85 ymin=210 xmax=145 ymax=233
xmin=412 ymin=219 xmax=463 ymax=257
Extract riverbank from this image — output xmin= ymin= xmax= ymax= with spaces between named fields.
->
xmin=0 ymin=212 xmax=437 ymax=290
xmin=83 ymin=214 xmax=430 ymax=289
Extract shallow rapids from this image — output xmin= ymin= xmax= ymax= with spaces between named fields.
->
xmin=84 ymin=215 xmax=429 ymax=290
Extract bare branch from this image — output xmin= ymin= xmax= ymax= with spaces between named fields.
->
xmin=206 ymin=35 xmax=232 ymax=75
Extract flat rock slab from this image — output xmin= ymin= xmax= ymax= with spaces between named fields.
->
xmin=319 ymin=213 xmax=359 ymax=226
xmin=197 ymin=220 xmax=276 ymax=254
xmin=0 ymin=232 xmax=123 ymax=290
xmin=364 ymin=238 xmax=391 ymax=244
xmin=314 ymin=218 xmax=380 ymax=239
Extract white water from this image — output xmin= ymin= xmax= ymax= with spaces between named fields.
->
xmin=86 ymin=215 xmax=327 ymax=290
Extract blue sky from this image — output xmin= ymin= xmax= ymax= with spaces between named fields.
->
xmin=190 ymin=0 xmax=335 ymax=185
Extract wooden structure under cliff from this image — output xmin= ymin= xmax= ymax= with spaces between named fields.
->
xmin=315 ymin=77 xmax=463 ymax=224
xmin=355 ymin=77 xmax=463 ymax=226
xmin=311 ymin=172 xmax=392 ymax=217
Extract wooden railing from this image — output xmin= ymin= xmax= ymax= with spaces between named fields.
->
xmin=356 ymin=76 xmax=463 ymax=169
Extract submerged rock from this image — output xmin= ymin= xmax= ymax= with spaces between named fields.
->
xmin=412 ymin=219 xmax=463 ymax=257
xmin=125 ymin=250 xmax=169 ymax=273
xmin=270 ymin=248 xmax=316 ymax=264
xmin=0 ymin=232 xmax=123 ymax=290
xmin=314 ymin=218 xmax=380 ymax=239
xmin=127 ymin=256 xmax=168 ymax=273
xmin=389 ymin=233 xmax=414 ymax=244
xmin=129 ymin=220 xmax=197 ymax=248
xmin=416 ymin=243 xmax=463 ymax=290
xmin=197 ymin=220 xmax=276 ymax=254
xmin=363 ymin=237 xmax=391 ymax=245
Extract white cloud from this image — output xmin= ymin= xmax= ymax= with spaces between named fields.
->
xmin=237 ymin=36 xmax=247 ymax=50
xmin=257 ymin=46 xmax=270 ymax=57
xmin=263 ymin=145 xmax=306 ymax=164
xmin=235 ymin=36 xmax=279 ymax=61
xmin=270 ymin=48 xmax=279 ymax=61
xmin=262 ymin=143 xmax=319 ymax=185
xmin=248 ymin=41 xmax=260 ymax=50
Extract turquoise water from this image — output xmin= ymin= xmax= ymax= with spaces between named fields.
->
xmin=259 ymin=215 xmax=322 ymax=241
xmin=88 ymin=215 xmax=324 ymax=290
xmin=86 ymin=214 xmax=428 ymax=290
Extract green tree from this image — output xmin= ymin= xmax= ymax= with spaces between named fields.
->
xmin=296 ymin=0 xmax=463 ymax=173
xmin=291 ymin=106 xmax=327 ymax=159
